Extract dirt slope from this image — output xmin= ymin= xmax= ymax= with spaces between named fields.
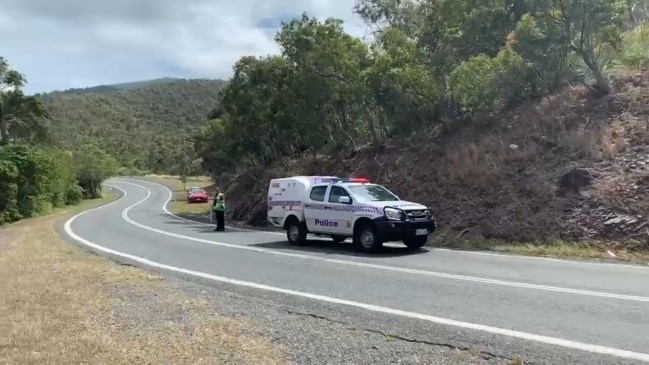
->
xmin=222 ymin=70 xmax=649 ymax=249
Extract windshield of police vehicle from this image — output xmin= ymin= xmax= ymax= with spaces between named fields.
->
xmin=348 ymin=184 xmax=399 ymax=201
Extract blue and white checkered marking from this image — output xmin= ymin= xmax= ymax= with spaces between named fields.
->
xmin=303 ymin=203 xmax=382 ymax=215
xmin=269 ymin=199 xmax=382 ymax=215
xmin=268 ymin=200 xmax=303 ymax=207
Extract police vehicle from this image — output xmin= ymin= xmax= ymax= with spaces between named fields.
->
xmin=267 ymin=176 xmax=437 ymax=252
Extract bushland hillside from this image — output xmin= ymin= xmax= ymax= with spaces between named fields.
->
xmin=38 ymin=78 xmax=226 ymax=175
xmin=194 ymin=1 xmax=649 ymax=250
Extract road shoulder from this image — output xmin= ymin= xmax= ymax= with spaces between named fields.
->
xmin=1 ymin=194 xmax=284 ymax=365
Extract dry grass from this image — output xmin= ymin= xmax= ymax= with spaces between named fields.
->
xmin=438 ymin=82 xmax=636 ymax=187
xmin=431 ymin=228 xmax=649 ymax=263
xmin=440 ymin=135 xmax=537 ymax=187
xmin=0 ymin=195 xmax=284 ymax=365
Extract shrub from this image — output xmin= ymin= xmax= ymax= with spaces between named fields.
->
xmin=448 ymin=46 xmax=531 ymax=117
xmin=0 ymin=145 xmax=57 ymax=221
xmin=616 ymin=23 xmax=649 ymax=68
xmin=74 ymin=143 xmax=119 ymax=199
xmin=0 ymin=144 xmax=87 ymax=225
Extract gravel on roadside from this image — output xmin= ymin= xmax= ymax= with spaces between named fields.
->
xmin=137 ymin=272 xmax=516 ymax=365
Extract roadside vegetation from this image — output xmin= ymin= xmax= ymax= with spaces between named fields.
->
xmin=0 ymin=192 xmax=284 ymax=364
xmin=0 ymin=57 xmax=117 ymax=226
xmin=186 ymin=0 xmax=649 ymax=258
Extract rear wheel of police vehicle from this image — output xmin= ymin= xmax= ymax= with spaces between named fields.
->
xmin=403 ymin=235 xmax=428 ymax=250
xmin=286 ymin=219 xmax=307 ymax=246
xmin=353 ymin=223 xmax=383 ymax=253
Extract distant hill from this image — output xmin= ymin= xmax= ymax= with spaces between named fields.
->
xmin=39 ymin=78 xmax=226 ymax=173
xmin=53 ymin=77 xmax=190 ymax=95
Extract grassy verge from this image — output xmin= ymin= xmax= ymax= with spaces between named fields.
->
xmin=0 ymin=189 xmax=284 ymax=364
xmin=432 ymin=228 xmax=649 ymax=263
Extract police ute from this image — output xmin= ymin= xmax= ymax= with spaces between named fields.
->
xmin=267 ymin=176 xmax=437 ymax=252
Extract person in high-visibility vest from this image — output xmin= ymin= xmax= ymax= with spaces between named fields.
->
xmin=212 ymin=188 xmax=225 ymax=231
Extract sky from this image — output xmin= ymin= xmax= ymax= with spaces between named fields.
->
xmin=0 ymin=0 xmax=369 ymax=94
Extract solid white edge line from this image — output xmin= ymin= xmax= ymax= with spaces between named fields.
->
xmin=130 ymin=178 xmax=649 ymax=269
xmin=63 ymin=183 xmax=649 ymax=362
xmin=111 ymin=179 xmax=649 ymax=303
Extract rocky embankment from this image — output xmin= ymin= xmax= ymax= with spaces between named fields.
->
xmin=222 ymin=71 xmax=649 ymax=250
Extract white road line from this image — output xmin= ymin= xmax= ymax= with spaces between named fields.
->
xmin=111 ymin=180 xmax=649 ymax=303
xmin=63 ymin=186 xmax=649 ymax=363
xmin=130 ymin=178 xmax=649 ymax=269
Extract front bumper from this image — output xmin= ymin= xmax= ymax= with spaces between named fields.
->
xmin=188 ymin=197 xmax=208 ymax=203
xmin=373 ymin=218 xmax=437 ymax=242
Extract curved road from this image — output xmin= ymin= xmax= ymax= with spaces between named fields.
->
xmin=63 ymin=178 xmax=649 ymax=364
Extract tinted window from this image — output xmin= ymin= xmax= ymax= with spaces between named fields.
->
xmin=310 ymin=186 xmax=328 ymax=201
xmin=190 ymin=189 xmax=205 ymax=194
xmin=328 ymin=186 xmax=350 ymax=203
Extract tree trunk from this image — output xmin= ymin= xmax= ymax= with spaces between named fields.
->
xmin=0 ymin=111 xmax=8 ymax=144
xmin=591 ymin=69 xmax=612 ymax=94
xmin=581 ymin=50 xmax=612 ymax=95
xmin=0 ymin=121 xmax=7 ymax=144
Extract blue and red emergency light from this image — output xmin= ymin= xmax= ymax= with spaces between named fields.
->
xmin=341 ymin=177 xmax=370 ymax=183
xmin=312 ymin=176 xmax=370 ymax=184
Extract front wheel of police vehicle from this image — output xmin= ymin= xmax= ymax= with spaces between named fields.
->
xmin=353 ymin=222 xmax=383 ymax=253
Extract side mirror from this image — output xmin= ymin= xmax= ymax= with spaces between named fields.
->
xmin=338 ymin=196 xmax=351 ymax=204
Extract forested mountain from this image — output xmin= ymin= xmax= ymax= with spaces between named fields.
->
xmin=39 ymin=78 xmax=226 ymax=174
xmin=195 ymin=0 xmax=649 ymax=249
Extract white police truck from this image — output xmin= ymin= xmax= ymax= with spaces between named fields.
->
xmin=267 ymin=176 xmax=437 ymax=252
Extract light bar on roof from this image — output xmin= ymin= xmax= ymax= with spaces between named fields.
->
xmin=313 ymin=176 xmax=338 ymax=184
xmin=334 ymin=177 xmax=370 ymax=183
xmin=311 ymin=176 xmax=370 ymax=184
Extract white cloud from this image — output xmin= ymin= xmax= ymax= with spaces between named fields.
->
xmin=0 ymin=0 xmax=368 ymax=94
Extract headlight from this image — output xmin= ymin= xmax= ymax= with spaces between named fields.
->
xmin=384 ymin=207 xmax=403 ymax=220
xmin=424 ymin=209 xmax=431 ymax=220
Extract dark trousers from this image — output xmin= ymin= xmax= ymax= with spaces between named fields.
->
xmin=214 ymin=210 xmax=225 ymax=231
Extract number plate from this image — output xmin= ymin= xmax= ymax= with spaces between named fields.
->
xmin=415 ymin=229 xmax=428 ymax=236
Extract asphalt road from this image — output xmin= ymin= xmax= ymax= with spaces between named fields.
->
xmin=63 ymin=178 xmax=649 ymax=364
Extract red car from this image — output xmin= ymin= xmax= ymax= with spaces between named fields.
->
xmin=187 ymin=188 xmax=208 ymax=203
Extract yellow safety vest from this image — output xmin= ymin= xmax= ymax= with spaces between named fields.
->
xmin=213 ymin=193 xmax=225 ymax=211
